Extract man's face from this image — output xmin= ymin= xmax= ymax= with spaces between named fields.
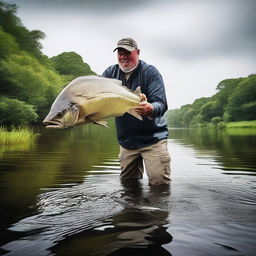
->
xmin=117 ymin=48 xmax=140 ymax=73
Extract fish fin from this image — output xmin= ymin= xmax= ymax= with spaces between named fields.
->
xmin=83 ymin=113 xmax=108 ymax=128
xmin=92 ymin=120 xmax=109 ymax=128
xmin=134 ymin=86 xmax=147 ymax=102
xmin=127 ymin=108 xmax=143 ymax=121
xmin=134 ymin=86 xmax=141 ymax=96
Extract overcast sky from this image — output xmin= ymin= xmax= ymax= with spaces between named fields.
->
xmin=4 ymin=0 xmax=256 ymax=109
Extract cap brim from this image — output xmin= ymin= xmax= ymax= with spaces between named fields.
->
xmin=113 ymin=45 xmax=136 ymax=52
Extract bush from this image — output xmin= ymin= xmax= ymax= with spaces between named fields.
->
xmin=0 ymin=97 xmax=38 ymax=126
xmin=217 ymin=122 xmax=226 ymax=129
xmin=211 ymin=116 xmax=222 ymax=125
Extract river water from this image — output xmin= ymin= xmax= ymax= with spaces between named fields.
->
xmin=0 ymin=122 xmax=256 ymax=256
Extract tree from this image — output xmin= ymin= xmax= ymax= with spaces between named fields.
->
xmin=182 ymin=107 xmax=196 ymax=127
xmin=165 ymin=109 xmax=183 ymax=127
xmin=192 ymin=97 xmax=210 ymax=110
xmin=0 ymin=26 xmax=19 ymax=58
xmin=214 ymin=78 xmax=242 ymax=117
xmin=0 ymin=1 xmax=97 ymax=126
xmin=199 ymin=101 xmax=222 ymax=122
xmin=227 ymin=75 xmax=256 ymax=121
xmin=0 ymin=52 xmax=66 ymax=119
xmin=165 ymin=74 xmax=256 ymax=127
xmin=0 ymin=1 xmax=45 ymax=59
xmin=51 ymin=51 xmax=95 ymax=78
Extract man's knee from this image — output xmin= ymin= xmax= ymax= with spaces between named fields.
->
xmin=148 ymin=173 xmax=171 ymax=185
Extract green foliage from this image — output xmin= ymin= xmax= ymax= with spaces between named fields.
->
xmin=192 ymin=97 xmax=210 ymax=110
xmin=0 ymin=1 xmax=45 ymax=59
xmin=210 ymin=116 xmax=223 ymax=129
xmin=166 ymin=74 xmax=256 ymax=128
xmin=182 ymin=108 xmax=196 ymax=127
xmin=0 ymin=126 xmax=37 ymax=146
xmin=0 ymin=26 xmax=19 ymax=58
xmin=0 ymin=96 xmax=38 ymax=126
xmin=217 ymin=122 xmax=226 ymax=129
xmin=165 ymin=109 xmax=183 ymax=127
xmin=211 ymin=116 xmax=222 ymax=125
xmin=199 ymin=101 xmax=222 ymax=122
xmin=0 ymin=52 xmax=66 ymax=117
xmin=226 ymin=120 xmax=256 ymax=129
xmin=226 ymin=75 xmax=256 ymax=121
xmin=51 ymin=51 xmax=95 ymax=78
xmin=0 ymin=1 xmax=95 ymax=127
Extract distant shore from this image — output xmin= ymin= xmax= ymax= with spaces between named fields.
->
xmin=225 ymin=120 xmax=256 ymax=129
xmin=168 ymin=120 xmax=256 ymax=129
xmin=1 ymin=120 xmax=256 ymax=146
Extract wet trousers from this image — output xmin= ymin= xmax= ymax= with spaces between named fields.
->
xmin=119 ymin=139 xmax=171 ymax=185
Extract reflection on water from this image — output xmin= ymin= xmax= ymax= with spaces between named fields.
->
xmin=0 ymin=125 xmax=256 ymax=256
xmin=2 ymin=177 xmax=172 ymax=256
xmin=51 ymin=181 xmax=172 ymax=256
xmin=169 ymin=128 xmax=256 ymax=176
xmin=0 ymin=135 xmax=37 ymax=158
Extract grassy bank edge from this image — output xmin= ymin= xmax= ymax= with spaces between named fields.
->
xmin=0 ymin=126 xmax=37 ymax=145
xmin=168 ymin=120 xmax=256 ymax=129
xmin=225 ymin=120 xmax=256 ymax=129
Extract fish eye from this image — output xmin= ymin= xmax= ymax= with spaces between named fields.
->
xmin=56 ymin=110 xmax=65 ymax=118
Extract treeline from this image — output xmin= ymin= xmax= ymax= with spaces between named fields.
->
xmin=165 ymin=74 xmax=256 ymax=128
xmin=0 ymin=1 xmax=95 ymax=126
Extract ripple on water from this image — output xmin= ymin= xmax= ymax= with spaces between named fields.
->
xmin=165 ymin=222 xmax=256 ymax=256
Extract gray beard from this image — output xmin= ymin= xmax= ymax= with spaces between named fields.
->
xmin=119 ymin=62 xmax=139 ymax=74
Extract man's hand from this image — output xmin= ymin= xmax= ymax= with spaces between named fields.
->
xmin=135 ymin=101 xmax=154 ymax=117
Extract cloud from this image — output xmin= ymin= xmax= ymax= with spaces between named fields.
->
xmin=9 ymin=0 xmax=256 ymax=62
xmin=11 ymin=0 xmax=158 ymax=12
xmin=138 ymin=0 xmax=256 ymax=61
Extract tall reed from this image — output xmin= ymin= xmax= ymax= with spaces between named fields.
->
xmin=0 ymin=126 xmax=36 ymax=145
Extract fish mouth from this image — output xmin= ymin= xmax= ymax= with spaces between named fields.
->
xmin=43 ymin=120 xmax=65 ymax=129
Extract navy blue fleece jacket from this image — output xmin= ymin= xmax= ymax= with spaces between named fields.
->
xmin=102 ymin=60 xmax=169 ymax=149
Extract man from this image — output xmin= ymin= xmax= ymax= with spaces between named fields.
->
xmin=102 ymin=38 xmax=171 ymax=185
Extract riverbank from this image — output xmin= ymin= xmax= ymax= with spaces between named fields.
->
xmin=226 ymin=120 xmax=256 ymax=129
xmin=0 ymin=126 xmax=37 ymax=145
xmin=168 ymin=120 xmax=256 ymax=130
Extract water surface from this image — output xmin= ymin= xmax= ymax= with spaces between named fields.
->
xmin=0 ymin=124 xmax=255 ymax=256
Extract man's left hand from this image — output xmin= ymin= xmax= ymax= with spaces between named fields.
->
xmin=135 ymin=101 xmax=154 ymax=117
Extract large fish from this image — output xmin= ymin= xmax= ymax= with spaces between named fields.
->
xmin=43 ymin=75 xmax=146 ymax=129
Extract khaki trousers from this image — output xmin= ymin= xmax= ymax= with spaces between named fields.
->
xmin=119 ymin=139 xmax=171 ymax=185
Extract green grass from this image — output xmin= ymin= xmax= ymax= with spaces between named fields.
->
xmin=0 ymin=126 xmax=37 ymax=145
xmin=226 ymin=120 xmax=256 ymax=129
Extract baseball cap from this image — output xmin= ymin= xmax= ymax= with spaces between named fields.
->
xmin=113 ymin=38 xmax=138 ymax=52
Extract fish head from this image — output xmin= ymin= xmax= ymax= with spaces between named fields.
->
xmin=43 ymin=100 xmax=80 ymax=129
